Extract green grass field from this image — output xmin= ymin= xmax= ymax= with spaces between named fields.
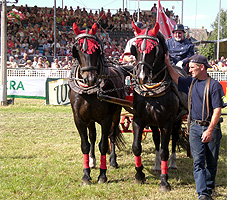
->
xmin=0 ymin=99 xmax=226 ymax=200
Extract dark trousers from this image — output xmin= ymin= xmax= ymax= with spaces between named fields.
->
xmin=189 ymin=121 xmax=222 ymax=197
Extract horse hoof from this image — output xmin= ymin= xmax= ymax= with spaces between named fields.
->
xmin=168 ymin=166 xmax=177 ymax=170
xmin=81 ymin=179 xmax=91 ymax=185
xmin=98 ymin=177 xmax=107 ymax=184
xmin=135 ymin=177 xmax=146 ymax=184
xmin=153 ymin=169 xmax=161 ymax=174
xmin=110 ymin=163 xmax=119 ymax=168
xmin=159 ymin=184 xmax=171 ymax=193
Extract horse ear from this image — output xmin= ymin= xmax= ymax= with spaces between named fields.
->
xmin=131 ymin=45 xmax=137 ymax=57
xmin=88 ymin=23 xmax=98 ymax=35
xmin=150 ymin=22 xmax=160 ymax=36
xmin=73 ymin=22 xmax=81 ymax=35
xmin=132 ymin=21 xmax=141 ymax=35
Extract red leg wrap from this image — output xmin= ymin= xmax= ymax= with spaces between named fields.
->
xmin=135 ymin=156 xmax=142 ymax=167
xmin=100 ymin=155 xmax=107 ymax=169
xmin=161 ymin=160 xmax=168 ymax=174
xmin=83 ymin=154 xmax=90 ymax=169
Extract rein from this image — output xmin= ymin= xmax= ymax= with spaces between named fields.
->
xmin=134 ymin=32 xmax=172 ymax=97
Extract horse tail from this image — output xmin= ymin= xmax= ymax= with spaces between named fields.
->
xmin=115 ymin=125 xmax=126 ymax=151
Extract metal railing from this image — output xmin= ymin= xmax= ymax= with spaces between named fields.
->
xmin=6 ymin=68 xmax=71 ymax=78
xmin=3 ymin=69 xmax=227 ymax=81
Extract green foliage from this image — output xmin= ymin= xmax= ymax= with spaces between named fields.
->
xmin=211 ymin=9 xmax=227 ymax=40
xmin=198 ymin=9 xmax=227 ymax=60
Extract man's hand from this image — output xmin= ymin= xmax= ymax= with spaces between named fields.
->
xmin=176 ymin=61 xmax=183 ymax=68
xmin=201 ymin=129 xmax=213 ymax=143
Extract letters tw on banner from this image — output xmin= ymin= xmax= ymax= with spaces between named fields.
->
xmin=157 ymin=0 xmax=176 ymax=40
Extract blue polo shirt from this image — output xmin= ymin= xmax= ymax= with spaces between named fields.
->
xmin=178 ymin=76 xmax=225 ymax=120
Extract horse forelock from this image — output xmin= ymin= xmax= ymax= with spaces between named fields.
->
xmin=135 ymin=38 xmax=158 ymax=54
xmin=77 ymin=38 xmax=99 ymax=54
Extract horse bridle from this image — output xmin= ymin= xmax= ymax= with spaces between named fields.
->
xmin=133 ymin=31 xmax=167 ymax=83
xmin=74 ymin=32 xmax=104 ymax=73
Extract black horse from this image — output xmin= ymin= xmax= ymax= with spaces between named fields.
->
xmin=69 ymin=23 xmax=125 ymax=185
xmin=130 ymin=22 xmax=187 ymax=192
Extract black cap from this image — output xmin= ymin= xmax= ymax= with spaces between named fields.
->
xmin=134 ymin=21 xmax=143 ymax=28
xmin=172 ymin=24 xmax=185 ymax=33
xmin=189 ymin=55 xmax=212 ymax=68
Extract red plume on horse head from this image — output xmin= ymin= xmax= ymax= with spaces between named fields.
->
xmin=73 ymin=23 xmax=99 ymax=54
xmin=73 ymin=22 xmax=98 ymax=35
xmin=132 ymin=22 xmax=160 ymax=37
xmin=133 ymin=22 xmax=160 ymax=54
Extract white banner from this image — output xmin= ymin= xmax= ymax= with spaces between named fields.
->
xmin=0 ymin=77 xmax=46 ymax=99
xmin=46 ymin=78 xmax=70 ymax=105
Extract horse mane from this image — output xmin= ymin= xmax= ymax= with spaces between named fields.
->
xmin=157 ymin=32 xmax=168 ymax=55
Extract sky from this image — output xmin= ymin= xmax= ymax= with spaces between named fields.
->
xmin=8 ymin=0 xmax=227 ymax=32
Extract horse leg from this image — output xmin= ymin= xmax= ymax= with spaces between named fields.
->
xmin=132 ymin=118 xmax=146 ymax=184
xmin=169 ymin=120 xmax=181 ymax=170
xmin=88 ymin=121 xmax=96 ymax=168
xmin=108 ymin=126 xmax=120 ymax=168
xmin=97 ymin=120 xmax=112 ymax=184
xmin=151 ymin=126 xmax=161 ymax=171
xmin=159 ymin=124 xmax=172 ymax=192
xmin=76 ymin=120 xmax=92 ymax=185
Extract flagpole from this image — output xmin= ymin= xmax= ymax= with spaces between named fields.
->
xmin=217 ymin=0 xmax=221 ymax=60
xmin=181 ymin=0 xmax=183 ymax=24
xmin=137 ymin=0 xmax=139 ymax=22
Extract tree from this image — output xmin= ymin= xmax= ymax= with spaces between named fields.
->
xmin=198 ymin=8 xmax=227 ymax=60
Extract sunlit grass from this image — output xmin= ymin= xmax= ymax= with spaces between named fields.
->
xmin=0 ymin=99 xmax=226 ymax=199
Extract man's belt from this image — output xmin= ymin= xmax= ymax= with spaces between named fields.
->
xmin=191 ymin=119 xmax=210 ymax=126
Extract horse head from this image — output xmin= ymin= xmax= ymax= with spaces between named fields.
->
xmin=131 ymin=22 xmax=168 ymax=85
xmin=72 ymin=23 xmax=104 ymax=87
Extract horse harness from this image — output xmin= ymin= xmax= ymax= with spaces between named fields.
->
xmin=133 ymin=32 xmax=172 ymax=98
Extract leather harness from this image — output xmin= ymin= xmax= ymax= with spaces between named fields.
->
xmin=187 ymin=76 xmax=211 ymax=132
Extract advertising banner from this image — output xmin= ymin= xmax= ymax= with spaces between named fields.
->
xmin=46 ymin=78 xmax=70 ymax=105
xmin=0 ymin=77 xmax=46 ymax=99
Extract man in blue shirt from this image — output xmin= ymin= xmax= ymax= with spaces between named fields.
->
xmin=166 ymin=24 xmax=195 ymax=72
xmin=165 ymin=53 xmax=226 ymax=200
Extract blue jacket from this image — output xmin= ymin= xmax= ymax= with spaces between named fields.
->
xmin=166 ymin=38 xmax=195 ymax=65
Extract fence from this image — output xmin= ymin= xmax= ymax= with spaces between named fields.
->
xmin=6 ymin=68 xmax=71 ymax=78
xmin=5 ymin=69 xmax=227 ymax=81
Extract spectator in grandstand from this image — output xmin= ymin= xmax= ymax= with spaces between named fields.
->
xmin=104 ymin=42 xmax=113 ymax=57
xmin=166 ymin=24 xmax=195 ymax=72
xmin=27 ymin=45 xmax=35 ymax=55
xmin=14 ymin=55 xmax=20 ymax=66
xmin=112 ymin=48 xmax=120 ymax=58
xmin=43 ymin=56 xmax=50 ymax=67
xmin=37 ymin=62 xmax=44 ymax=69
xmin=7 ymin=38 xmax=14 ymax=50
xmin=24 ymin=60 xmax=34 ymax=69
xmin=32 ymin=56 xmax=38 ymax=68
xmin=151 ymin=3 xmax=157 ymax=17
xmin=43 ymin=39 xmax=51 ymax=53
xmin=99 ymin=7 xmax=106 ymax=20
xmin=44 ymin=61 xmax=50 ymax=68
xmin=19 ymin=53 xmax=28 ymax=67
xmin=51 ymin=57 xmax=61 ymax=69
xmin=7 ymin=56 xmax=18 ymax=68
xmin=106 ymin=9 xmax=112 ymax=19
xmin=34 ymin=49 xmax=43 ymax=57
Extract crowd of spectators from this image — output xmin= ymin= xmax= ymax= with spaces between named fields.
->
xmin=208 ymin=56 xmax=227 ymax=72
xmin=4 ymin=3 xmax=180 ymax=69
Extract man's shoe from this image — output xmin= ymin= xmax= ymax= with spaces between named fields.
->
xmin=198 ymin=195 xmax=212 ymax=200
